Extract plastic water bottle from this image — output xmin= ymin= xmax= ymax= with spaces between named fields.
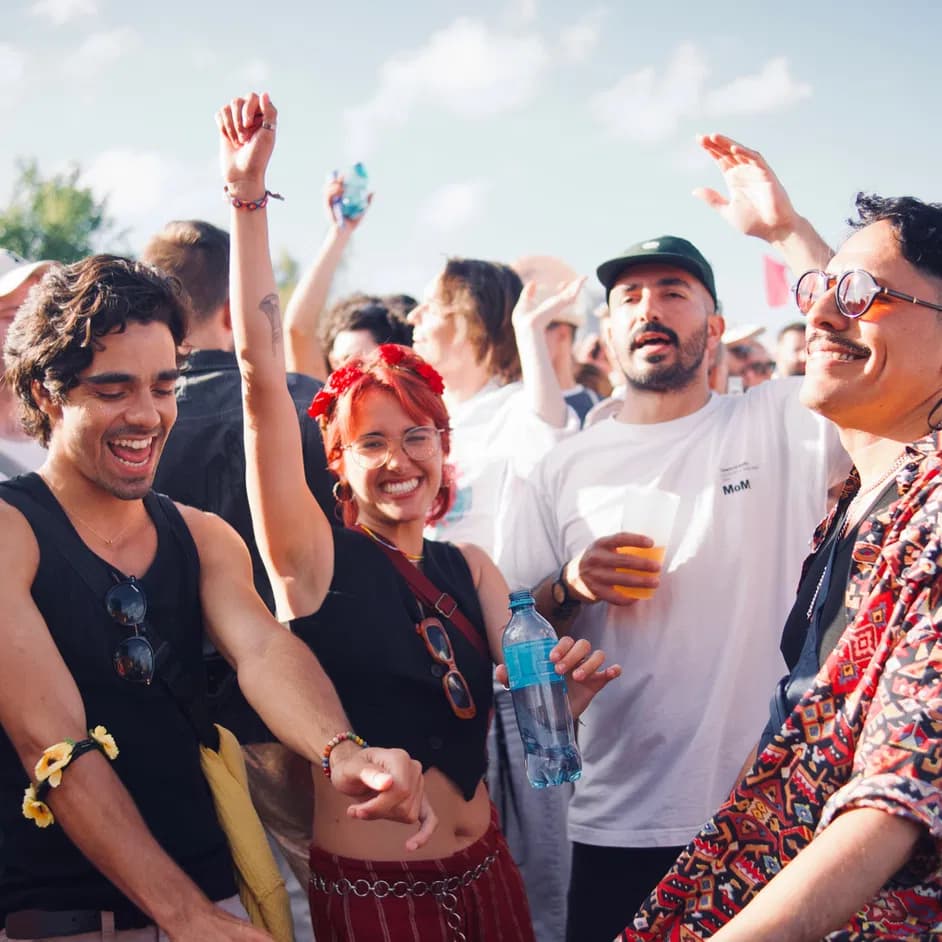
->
xmin=502 ymin=589 xmax=582 ymax=787
xmin=333 ymin=162 xmax=369 ymax=221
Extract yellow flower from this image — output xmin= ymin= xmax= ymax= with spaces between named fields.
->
xmin=22 ymin=785 xmax=54 ymax=828
xmin=89 ymin=726 xmax=119 ymax=761
xmin=34 ymin=741 xmax=74 ymax=787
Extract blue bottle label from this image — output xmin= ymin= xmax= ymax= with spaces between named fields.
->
xmin=504 ymin=638 xmax=563 ymax=690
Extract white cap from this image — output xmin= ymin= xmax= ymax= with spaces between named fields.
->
xmin=0 ymin=249 xmax=52 ymax=299
xmin=722 ymin=323 xmax=766 ymax=346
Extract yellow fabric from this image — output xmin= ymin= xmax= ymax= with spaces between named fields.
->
xmin=200 ymin=724 xmax=294 ymax=942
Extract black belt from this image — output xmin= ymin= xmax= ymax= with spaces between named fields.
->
xmin=4 ymin=908 xmax=151 ymax=938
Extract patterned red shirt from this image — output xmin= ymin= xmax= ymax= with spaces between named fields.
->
xmin=621 ymin=438 xmax=942 ymax=941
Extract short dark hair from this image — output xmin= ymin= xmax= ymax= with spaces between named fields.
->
xmin=850 ymin=194 xmax=942 ymax=286
xmin=141 ymin=220 xmax=229 ymax=327
xmin=320 ymin=292 xmax=414 ymax=356
xmin=4 ymin=254 xmax=188 ymax=445
xmin=440 ymin=258 xmax=523 ymax=383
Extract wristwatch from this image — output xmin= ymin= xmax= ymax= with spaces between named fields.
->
xmin=551 ymin=564 xmax=580 ymax=612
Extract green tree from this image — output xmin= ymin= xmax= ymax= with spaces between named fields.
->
xmin=274 ymin=246 xmax=300 ymax=310
xmin=0 ymin=159 xmax=120 ymax=263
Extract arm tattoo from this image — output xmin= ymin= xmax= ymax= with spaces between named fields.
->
xmin=259 ymin=293 xmax=283 ymax=354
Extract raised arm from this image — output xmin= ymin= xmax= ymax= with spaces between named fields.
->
xmin=512 ymin=278 xmax=585 ymax=428
xmin=0 ymin=504 xmax=271 ymax=941
xmin=216 ymin=92 xmax=333 ymax=618
xmin=283 ymin=178 xmax=373 ymax=381
xmin=694 ymin=133 xmax=833 ymax=273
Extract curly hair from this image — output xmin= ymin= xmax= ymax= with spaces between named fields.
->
xmin=4 ymin=254 xmax=188 ymax=445
xmin=850 ymin=194 xmax=942 ymax=286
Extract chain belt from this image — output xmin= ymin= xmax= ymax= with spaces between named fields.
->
xmin=310 ymin=851 xmax=498 ymax=942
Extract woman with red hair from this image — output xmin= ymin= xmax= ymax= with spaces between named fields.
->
xmin=216 ymin=93 xmax=619 ymax=941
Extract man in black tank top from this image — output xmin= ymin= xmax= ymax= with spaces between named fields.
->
xmin=0 ymin=255 xmax=434 ymax=940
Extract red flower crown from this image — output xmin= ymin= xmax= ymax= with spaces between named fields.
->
xmin=307 ymin=344 xmax=445 ymax=424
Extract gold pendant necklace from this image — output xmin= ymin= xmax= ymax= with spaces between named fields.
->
xmin=358 ymin=523 xmax=424 ymax=562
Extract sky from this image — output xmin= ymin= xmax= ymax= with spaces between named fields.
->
xmin=3 ymin=0 xmax=939 ymax=342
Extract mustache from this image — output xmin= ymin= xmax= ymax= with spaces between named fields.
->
xmin=807 ymin=330 xmax=870 ymax=359
xmin=629 ymin=324 xmax=679 ymax=349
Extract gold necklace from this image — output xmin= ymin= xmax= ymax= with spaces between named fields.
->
xmin=66 ymin=507 xmax=138 ymax=546
xmin=358 ymin=523 xmax=424 ymax=562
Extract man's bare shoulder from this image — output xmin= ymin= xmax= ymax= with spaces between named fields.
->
xmin=0 ymin=496 xmax=40 ymax=583
xmin=173 ymin=501 xmax=251 ymax=565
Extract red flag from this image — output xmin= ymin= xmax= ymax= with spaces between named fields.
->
xmin=763 ymin=255 xmax=790 ymax=308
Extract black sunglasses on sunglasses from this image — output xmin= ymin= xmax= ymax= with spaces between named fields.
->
xmin=795 ymin=268 xmax=942 ymax=320
xmin=105 ymin=576 xmax=155 ymax=685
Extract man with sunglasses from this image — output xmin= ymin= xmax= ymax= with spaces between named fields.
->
xmin=0 ymin=255 xmax=434 ymax=941
xmin=615 ymin=146 xmax=942 ymax=937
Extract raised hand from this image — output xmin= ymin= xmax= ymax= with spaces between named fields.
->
xmin=512 ymin=276 xmax=587 ymax=332
xmin=215 ymin=92 xmax=277 ymax=195
xmin=324 ymin=174 xmax=373 ymax=233
xmin=693 ymin=133 xmax=799 ymax=244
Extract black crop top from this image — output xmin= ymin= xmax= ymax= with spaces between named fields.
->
xmin=291 ymin=528 xmax=493 ymax=801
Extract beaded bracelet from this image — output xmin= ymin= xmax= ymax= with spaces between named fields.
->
xmin=321 ymin=731 xmax=368 ymax=780
xmin=223 ymin=186 xmax=285 ymax=211
xmin=23 ymin=726 xmax=119 ymax=828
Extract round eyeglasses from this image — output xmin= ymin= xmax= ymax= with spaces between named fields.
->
xmin=794 ymin=269 xmax=942 ymax=320
xmin=105 ymin=576 xmax=155 ymax=685
xmin=344 ymin=426 xmax=444 ymax=471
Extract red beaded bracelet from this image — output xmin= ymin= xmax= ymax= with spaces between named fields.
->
xmin=321 ymin=731 xmax=368 ymax=779
xmin=223 ymin=186 xmax=285 ymax=211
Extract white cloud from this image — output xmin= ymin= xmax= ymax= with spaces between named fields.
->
xmin=416 ymin=180 xmax=490 ymax=233
xmin=591 ymin=44 xmax=811 ymax=143
xmin=29 ymin=0 xmax=99 ymax=26
xmin=344 ymin=17 xmax=549 ymax=156
xmin=559 ymin=11 xmax=603 ymax=63
xmin=705 ymin=57 xmax=811 ymax=116
xmin=64 ymin=27 xmax=139 ymax=77
xmin=83 ymin=150 xmax=181 ymax=219
xmin=0 ymin=44 xmax=28 ymax=87
xmin=590 ymin=42 xmax=709 ymax=143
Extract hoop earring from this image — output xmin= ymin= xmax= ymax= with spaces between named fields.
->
xmin=928 ymin=395 xmax=942 ymax=432
xmin=332 ymin=480 xmax=353 ymax=503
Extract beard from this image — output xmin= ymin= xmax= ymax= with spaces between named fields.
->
xmin=621 ymin=321 xmax=709 ymax=393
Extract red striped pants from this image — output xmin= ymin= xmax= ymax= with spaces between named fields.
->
xmin=308 ymin=807 xmax=536 ymax=941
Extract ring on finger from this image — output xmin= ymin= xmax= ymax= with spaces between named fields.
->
xmin=261 ymin=121 xmax=276 ymax=131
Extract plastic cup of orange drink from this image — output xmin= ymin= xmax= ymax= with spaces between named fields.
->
xmin=615 ymin=489 xmax=680 ymax=599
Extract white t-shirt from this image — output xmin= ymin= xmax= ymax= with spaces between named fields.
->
xmin=0 ymin=436 xmax=46 ymax=481
xmin=429 ymin=380 xmax=576 ymax=556
xmin=498 ymin=378 xmax=849 ymax=848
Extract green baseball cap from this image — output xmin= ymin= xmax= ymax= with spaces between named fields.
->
xmin=596 ymin=235 xmax=717 ymax=307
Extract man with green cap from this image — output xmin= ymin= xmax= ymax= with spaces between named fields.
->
xmin=498 ymin=229 xmax=848 ymax=942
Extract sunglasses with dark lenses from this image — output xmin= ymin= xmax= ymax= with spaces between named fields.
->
xmin=415 ymin=616 xmax=476 ymax=720
xmin=743 ymin=360 xmax=776 ymax=377
xmin=794 ymin=269 xmax=942 ymax=320
xmin=345 ymin=426 xmax=443 ymax=471
xmin=105 ymin=576 xmax=155 ymax=685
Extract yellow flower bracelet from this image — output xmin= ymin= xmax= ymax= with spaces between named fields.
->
xmin=23 ymin=726 xmax=119 ymax=828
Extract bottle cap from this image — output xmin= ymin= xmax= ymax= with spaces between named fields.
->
xmin=509 ymin=589 xmax=535 ymax=610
